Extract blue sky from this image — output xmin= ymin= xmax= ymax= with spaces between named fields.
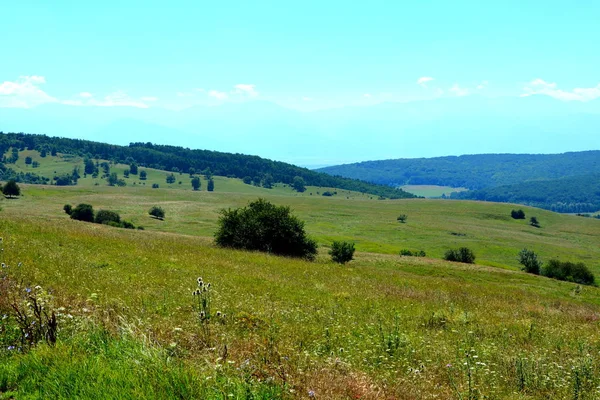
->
xmin=2 ymin=0 xmax=600 ymax=111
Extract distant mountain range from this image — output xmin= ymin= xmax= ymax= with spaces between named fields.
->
xmin=1 ymin=95 xmax=599 ymax=166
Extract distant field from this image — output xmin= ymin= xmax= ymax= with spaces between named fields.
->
xmin=400 ymin=185 xmax=468 ymax=198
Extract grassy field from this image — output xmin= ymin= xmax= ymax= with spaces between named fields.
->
xmin=2 ymin=151 xmax=600 ymax=398
xmin=400 ymin=185 xmax=469 ymax=198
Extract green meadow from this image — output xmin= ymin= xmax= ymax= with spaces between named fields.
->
xmin=2 ymin=154 xmax=600 ymax=399
xmin=400 ymin=185 xmax=469 ymax=198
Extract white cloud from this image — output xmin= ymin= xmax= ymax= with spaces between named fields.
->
xmin=66 ymin=90 xmax=149 ymax=108
xmin=417 ymin=76 xmax=434 ymax=87
xmin=79 ymin=92 xmax=93 ymax=98
xmin=522 ymin=78 xmax=600 ymax=101
xmin=363 ymin=93 xmax=372 ymax=98
xmin=141 ymin=96 xmax=158 ymax=102
xmin=233 ymin=83 xmax=258 ymax=97
xmin=449 ymin=84 xmax=469 ymax=97
xmin=0 ymin=75 xmax=57 ymax=108
xmin=208 ymin=90 xmax=228 ymax=100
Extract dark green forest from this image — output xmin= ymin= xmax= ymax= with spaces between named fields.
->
xmin=318 ymin=152 xmax=600 ymax=190
xmin=452 ymin=174 xmax=600 ymax=213
xmin=0 ymin=132 xmax=414 ymax=199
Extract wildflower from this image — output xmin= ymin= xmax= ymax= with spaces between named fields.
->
xmin=17 ymin=262 xmax=22 ymax=267
xmin=1 ymin=263 xmax=5 ymax=268
xmin=34 ymin=285 xmax=42 ymax=290
xmin=207 ymin=282 xmax=211 ymax=289
xmin=25 ymin=287 xmax=32 ymax=293
xmin=216 ymin=311 xmax=222 ymax=317
xmin=199 ymin=311 xmax=206 ymax=319
xmin=7 ymin=346 xmax=15 ymax=351
xmin=197 ymin=277 xmax=203 ymax=284
xmin=446 ymin=363 xmax=452 ymax=368
xmin=308 ymin=390 xmax=316 ymax=398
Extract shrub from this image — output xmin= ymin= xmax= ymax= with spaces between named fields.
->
xmin=397 ymin=214 xmax=408 ymax=223
xmin=542 ymin=259 xmax=595 ymax=286
xmin=400 ymin=249 xmax=426 ymax=257
xmin=121 ymin=220 xmax=135 ymax=229
xmin=214 ymin=198 xmax=317 ymax=260
xmin=518 ymin=248 xmax=541 ymax=275
xmin=322 ymin=191 xmax=334 ymax=197
xmin=511 ymin=209 xmax=526 ymax=219
xmin=95 ymin=210 xmax=121 ymax=225
xmin=329 ymin=241 xmax=355 ymax=264
xmin=63 ymin=204 xmax=72 ymax=215
xmin=70 ymin=204 xmax=95 ymax=222
xmin=152 ymin=183 xmax=159 ymax=189
xmin=444 ymin=247 xmax=475 ymax=264
xmin=149 ymin=206 xmax=165 ymax=220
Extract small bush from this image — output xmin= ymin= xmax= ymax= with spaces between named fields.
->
xmin=70 ymin=204 xmax=95 ymax=222
xmin=400 ymin=249 xmax=426 ymax=257
xmin=152 ymin=183 xmax=159 ymax=189
xmin=149 ymin=206 xmax=165 ymax=220
xmin=511 ymin=209 xmax=526 ymax=219
xmin=444 ymin=247 xmax=475 ymax=264
xmin=397 ymin=214 xmax=407 ymax=223
xmin=542 ymin=259 xmax=595 ymax=286
xmin=63 ymin=204 xmax=72 ymax=215
xmin=530 ymin=216 xmax=540 ymax=227
xmin=95 ymin=210 xmax=121 ymax=225
xmin=322 ymin=191 xmax=334 ymax=197
xmin=518 ymin=248 xmax=541 ymax=275
xmin=121 ymin=220 xmax=135 ymax=229
xmin=329 ymin=241 xmax=355 ymax=264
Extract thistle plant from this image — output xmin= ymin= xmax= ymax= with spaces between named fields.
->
xmin=192 ymin=277 xmax=212 ymax=345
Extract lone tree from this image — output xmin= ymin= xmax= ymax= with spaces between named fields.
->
xmin=207 ymin=179 xmax=215 ymax=192
xmin=262 ymin=173 xmax=274 ymax=189
xmin=518 ymin=248 xmax=542 ymax=275
xmin=166 ymin=173 xmax=176 ymax=184
xmin=397 ymin=214 xmax=408 ymax=223
xmin=25 ymin=156 xmax=33 ymax=165
xmin=530 ymin=216 xmax=540 ymax=228
xmin=70 ymin=204 xmax=95 ymax=222
xmin=2 ymin=180 xmax=21 ymax=198
xmin=191 ymin=176 xmax=201 ymax=191
xmin=139 ymin=170 xmax=147 ymax=180
xmin=292 ymin=176 xmax=306 ymax=193
xmin=149 ymin=206 xmax=165 ymax=220
xmin=214 ymin=198 xmax=318 ymax=260
xmin=329 ymin=241 xmax=355 ymax=264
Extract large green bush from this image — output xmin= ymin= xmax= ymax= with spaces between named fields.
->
xmin=95 ymin=210 xmax=121 ymax=225
xmin=542 ymin=259 xmax=595 ymax=286
xmin=214 ymin=198 xmax=318 ymax=260
xmin=443 ymin=247 xmax=476 ymax=264
xmin=70 ymin=204 xmax=95 ymax=222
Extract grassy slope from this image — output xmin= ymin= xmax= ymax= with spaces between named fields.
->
xmin=1 ymin=201 xmax=600 ymax=398
xmin=2 ymin=151 xmax=600 ymax=398
xmin=400 ymin=185 xmax=468 ymax=198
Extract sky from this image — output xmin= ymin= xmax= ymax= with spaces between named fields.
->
xmin=1 ymin=0 xmax=600 ymax=165
xmin=2 ymin=0 xmax=600 ymax=111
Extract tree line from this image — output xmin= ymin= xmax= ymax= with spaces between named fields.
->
xmin=0 ymin=132 xmax=415 ymax=199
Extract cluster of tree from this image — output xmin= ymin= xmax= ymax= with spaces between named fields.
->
xmin=454 ymin=174 xmax=600 ymax=213
xmin=214 ymin=199 xmax=318 ymax=260
xmin=518 ymin=249 xmax=595 ymax=286
xmin=64 ymin=203 xmax=139 ymax=229
xmin=0 ymin=132 xmax=414 ymax=199
xmin=443 ymin=247 xmax=476 ymax=264
xmin=318 ymin=151 xmax=600 ymax=190
xmin=0 ymin=163 xmax=49 ymax=185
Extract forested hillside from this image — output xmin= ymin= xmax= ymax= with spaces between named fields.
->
xmin=452 ymin=173 xmax=600 ymax=213
xmin=0 ymin=132 xmax=415 ymax=199
xmin=318 ymin=152 xmax=600 ymax=190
